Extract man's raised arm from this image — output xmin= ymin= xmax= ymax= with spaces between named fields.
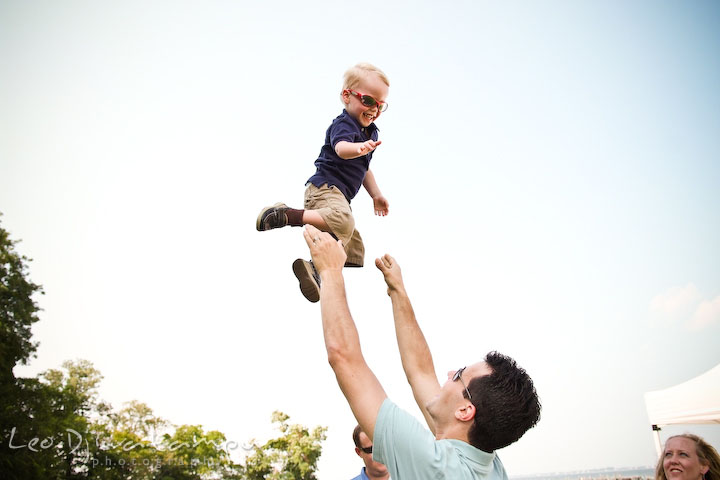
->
xmin=303 ymin=225 xmax=387 ymax=440
xmin=375 ymin=254 xmax=441 ymax=433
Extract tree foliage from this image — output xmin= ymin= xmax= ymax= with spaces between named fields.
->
xmin=4 ymin=360 xmax=327 ymax=479
xmin=242 ymin=411 xmax=327 ymax=480
xmin=0 ymin=217 xmax=328 ymax=478
xmin=1 ymin=216 xmax=46 ymax=477
xmin=1 ymin=359 xmax=104 ymax=479
xmin=0 ymin=214 xmax=43 ymax=379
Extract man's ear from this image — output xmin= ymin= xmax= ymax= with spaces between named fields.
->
xmin=455 ymin=403 xmax=476 ymax=422
xmin=355 ymin=447 xmax=362 ymax=458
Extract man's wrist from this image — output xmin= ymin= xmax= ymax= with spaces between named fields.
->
xmin=319 ymin=268 xmax=344 ymax=282
xmin=387 ymin=285 xmax=407 ymax=297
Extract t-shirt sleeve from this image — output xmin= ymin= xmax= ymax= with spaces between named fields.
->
xmin=329 ymin=116 xmax=358 ymax=148
xmin=373 ymin=399 xmax=444 ymax=478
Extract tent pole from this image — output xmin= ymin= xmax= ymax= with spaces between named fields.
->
xmin=652 ymin=425 xmax=662 ymax=457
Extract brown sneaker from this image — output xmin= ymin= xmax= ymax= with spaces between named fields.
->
xmin=256 ymin=203 xmax=289 ymax=231
xmin=292 ymin=259 xmax=321 ymax=303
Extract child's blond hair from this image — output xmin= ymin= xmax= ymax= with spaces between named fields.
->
xmin=342 ymin=63 xmax=390 ymax=91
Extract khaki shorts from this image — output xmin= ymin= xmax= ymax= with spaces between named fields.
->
xmin=304 ymin=183 xmax=364 ymax=267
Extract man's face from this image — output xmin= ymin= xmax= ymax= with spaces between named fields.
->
xmin=355 ymin=431 xmax=389 ymax=477
xmin=426 ymin=361 xmax=492 ymax=421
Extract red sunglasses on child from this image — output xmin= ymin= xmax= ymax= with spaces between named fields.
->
xmin=344 ymin=89 xmax=388 ymax=112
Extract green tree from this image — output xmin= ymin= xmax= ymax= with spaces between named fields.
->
xmin=41 ymin=360 xmax=104 ymax=477
xmin=0 ymin=359 xmax=105 ymax=479
xmin=159 ymin=424 xmax=240 ymax=479
xmin=89 ymin=400 xmax=169 ymax=480
xmin=87 ymin=399 xmax=246 ymax=479
xmin=0 ymin=215 xmax=46 ymax=478
xmin=0 ymin=218 xmax=328 ymax=479
xmin=0 ymin=214 xmax=43 ymax=380
xmin=242 ymin=411 xmax=327 ymax=480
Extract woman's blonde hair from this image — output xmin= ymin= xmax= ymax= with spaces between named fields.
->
xmin=655 ymin=434 xmax=720 ymax=480
xmin=342 ymin=63 xmax=390 ymax=91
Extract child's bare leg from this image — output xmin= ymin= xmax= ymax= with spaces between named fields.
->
xmin=302 ymin=210 xmax=329 ymax=231
xmin=256 ymin=202 xmax=330 ymax=304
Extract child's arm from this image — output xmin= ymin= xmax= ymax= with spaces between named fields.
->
xmin=363 ymin=169 xmax=389 ymax=216
xmin=335 ymin=140 xmax=382 ymax=160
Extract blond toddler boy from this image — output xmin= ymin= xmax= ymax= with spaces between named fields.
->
xmin=256 ymin=63 xmax=390 ymax=302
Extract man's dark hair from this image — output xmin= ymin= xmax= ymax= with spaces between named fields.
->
xmin=352 ymin=424 xmax=363 ymax=448
xmin=466 ymin=351 xmax=541 ymax=452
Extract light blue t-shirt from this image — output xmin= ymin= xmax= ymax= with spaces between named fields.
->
xmin=374 ymin=399 xmax=508 ymax=480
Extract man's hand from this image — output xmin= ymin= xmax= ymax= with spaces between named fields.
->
xmin=357 ymin=139 xmax=381 ymax=156
xmin=372 ymin=195 xmax=389 ymax=216
xmin=303 ymin=225 xmax=346 ymax=274
xmin=374 ymin=254 xmax=406 ymax=296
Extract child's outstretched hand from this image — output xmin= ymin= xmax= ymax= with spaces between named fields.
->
xmin=357 ymin=139 xmax=381 ymax=156
xmin=373 ymin=196 xmax=389 ymax=216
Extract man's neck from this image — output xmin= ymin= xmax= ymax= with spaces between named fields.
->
xmin=364 ymin=467 xmax=390 ymax=480
xmin=432 ymin=420 xmax=470 ymax=444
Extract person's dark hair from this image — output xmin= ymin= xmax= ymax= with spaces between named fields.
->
xmin=466 ymin=351 xmax=541 ymax=452
xmin=352 ymin=424 xmax=363 ymax=448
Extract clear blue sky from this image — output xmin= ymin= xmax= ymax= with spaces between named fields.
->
xmin=1 ymin=1 xmax=719 ymax=477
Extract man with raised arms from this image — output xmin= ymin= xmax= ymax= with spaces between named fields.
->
xmin=302 ymin=224 xmax=541 ymax=480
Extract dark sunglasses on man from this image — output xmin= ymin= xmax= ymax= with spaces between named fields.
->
xmin=359 ymin=445 xmax=373 ymax=454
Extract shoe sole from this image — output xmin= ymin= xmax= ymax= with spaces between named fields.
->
xmin=292 ymin=259 xmax=320 ymax=303
xmin=256 ymin=202 xmax=288 ymax=231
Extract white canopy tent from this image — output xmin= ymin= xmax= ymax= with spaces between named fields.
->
xmin=644 ymin=363 xmax=720 ymax=455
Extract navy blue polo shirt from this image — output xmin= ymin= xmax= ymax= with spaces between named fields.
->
xmin=307 ymin=109 xmax=379 ymax=202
